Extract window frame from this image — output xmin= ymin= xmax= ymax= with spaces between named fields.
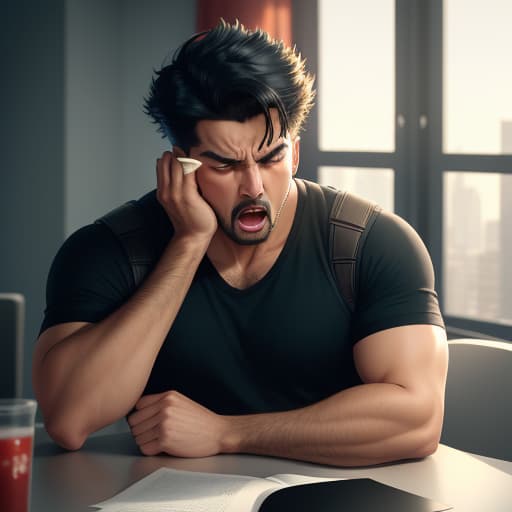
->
xmin=292 ymin=0 xmax=512 ymax=341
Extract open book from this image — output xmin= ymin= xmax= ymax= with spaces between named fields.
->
xmin=91 ymin=467 xmax=451 ymax=512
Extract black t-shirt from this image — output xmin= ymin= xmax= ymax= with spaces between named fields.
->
xmin=40 ymin=179 xmax=444 ymax=415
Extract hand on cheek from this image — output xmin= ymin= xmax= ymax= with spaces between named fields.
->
xmin=155 ymin=150 xmax=217 ymax=241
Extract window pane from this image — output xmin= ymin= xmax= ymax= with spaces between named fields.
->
xmin=444 ymin=0 xmax=512 ymax=154
xmin=318 ymin=0 xmax=395 ymax=152
xmin=443 ymin=171 xmax=512 ymax=325
xmin=318 ymin=167 xmax=394 ymax=211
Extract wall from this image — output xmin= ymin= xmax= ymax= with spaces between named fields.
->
xmin=66 ymin=0 xmax=196 ymax=233
xmin=65 ymin=0 xmax=123 ymax=234
xmin=118 ymin=0 xmax=193 ymax=204
xmin=1 ymin=0 xmax=195 ymax=397
xmin=0 ymin=0 xmax=66 ymax=398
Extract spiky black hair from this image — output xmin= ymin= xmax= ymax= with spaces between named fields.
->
xmin=144 ymin=20 xmax=315 ymax=152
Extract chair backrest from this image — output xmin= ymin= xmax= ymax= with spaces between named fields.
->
xmin=441 ymin=338 xmax=512 ymax=462
xmin=0 ymin=293 xmax=25 ymax=398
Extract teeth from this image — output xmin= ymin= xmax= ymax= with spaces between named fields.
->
xmin=242 ymin=209 xmax=264 ymax=215
xmin=176 ymin=157 xmax=202 ymax=175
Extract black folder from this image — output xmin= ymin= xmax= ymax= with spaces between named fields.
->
xmin=259 ymin=478 xmax=452 ymax=512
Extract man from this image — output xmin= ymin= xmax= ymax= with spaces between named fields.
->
xmin=33 ymin=21 xmax=448 ymax=467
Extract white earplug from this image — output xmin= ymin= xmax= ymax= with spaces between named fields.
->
xmin=176 ymin=157 xmax=202 ymax=175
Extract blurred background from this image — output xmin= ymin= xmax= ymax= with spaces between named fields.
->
xmin=1 ymin=0 xmax=511 ymax=399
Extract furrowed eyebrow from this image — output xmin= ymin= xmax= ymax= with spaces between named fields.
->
xmin=199 ymin=142 xmax=288 ymax=166
xmin=199 ymin=151 xmax=241 ymax=165
xmin=256 ymin=143 xmax=288 ymax=164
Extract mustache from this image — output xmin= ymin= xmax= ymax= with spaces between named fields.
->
xmin=231 ymin=199 xmax=271 ymax=224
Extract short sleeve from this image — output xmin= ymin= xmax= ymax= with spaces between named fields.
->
xmin=351 ymin=210 xmax=445 ymax=343
xmin=39 ymin=223 xmax=135 ymax=335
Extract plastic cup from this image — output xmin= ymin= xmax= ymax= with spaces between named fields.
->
xmin=0 ymin=399 xmax=37 ymax=512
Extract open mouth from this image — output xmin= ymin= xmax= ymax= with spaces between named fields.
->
xmin=236 ymin=206 xmax=268 ymax=232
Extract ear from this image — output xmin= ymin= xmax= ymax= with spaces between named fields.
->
xmin=291 ymin=136 xmax=300 ymax=176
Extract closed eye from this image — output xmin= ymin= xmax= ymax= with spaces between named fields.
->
xmin=199 ymin=150 xmax=239 ymax=170
xmin=257 ymin=143 xmax=288 ymax=165
xmin=212 ymin=162 xmax=234 ymax=171
xmin=258 ymin=150 xmax=286 ymax=165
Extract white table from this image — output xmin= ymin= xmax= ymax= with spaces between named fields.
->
xmin=31 ymin=430 xmax=512 ymax=511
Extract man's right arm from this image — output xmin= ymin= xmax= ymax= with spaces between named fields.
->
xmin=33 ymin=151 xmax=215 ymax=450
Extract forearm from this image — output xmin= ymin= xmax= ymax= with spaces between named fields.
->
xmin=223 ymin=383 xmax=442 ymax=466
xmin=38 ymin=234 xmax=209 ymax=447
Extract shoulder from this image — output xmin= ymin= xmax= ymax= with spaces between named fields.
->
xmin=41 ymin=221 xmax=135 ymax=333
xmin=94 ymin=189 xmax=172 ymax=261
xmin=55 ymin=222 xmax=123 ymax=260
xmin=295 ymin=178 xmax=339 ymax=227
xmin=41 ymin=194 xmax=165 ymax=333
xmin=47 ymin=221 xmax=133 ymax=292
xmin=47 ymin=190 xmax=166 ymax=294
xmin=360 ymin=209 xmax=435 ymax=284
xmin=353 ymin=208 xmax=444 ymax=341
xmin=296 ymin=178 xmax=338 ymax=207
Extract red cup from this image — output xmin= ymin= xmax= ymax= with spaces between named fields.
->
xmin=0 ymin=400 xmax=37 ymax=512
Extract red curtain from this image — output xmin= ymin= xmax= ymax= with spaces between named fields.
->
xmin=196 ymin=0 xmax=292 ymax=46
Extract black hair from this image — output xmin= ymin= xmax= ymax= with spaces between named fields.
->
xmin=144 ymin=20 xmax=315 ymax=152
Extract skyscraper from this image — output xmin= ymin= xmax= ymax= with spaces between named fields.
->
xmin=444 ymin=173 xmax=482 ymax=317
xmin=451 ymin=174 xmax=482 ymax=253
xmin=500 ymin=121 xmax=512 ymax=323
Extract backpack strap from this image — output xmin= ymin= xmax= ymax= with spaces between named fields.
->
xmin=95 ymin=201 xmax=155 ymax=287
xmin=296 ymin=179 xmax=381 ymax=312
xmin=329 ymin=189 xmax=381 ymax=312
xmin=97 ymin=182 xmax=382 ymax=307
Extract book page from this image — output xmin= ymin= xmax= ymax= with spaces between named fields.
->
xmin=265 ymin=473 xmax=347 ymax=486
xmin=91 ymin=467 xmax=282 ymax=512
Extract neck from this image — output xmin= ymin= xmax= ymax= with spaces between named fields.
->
xmin=270 ymin=179 xmax=292 ymax=232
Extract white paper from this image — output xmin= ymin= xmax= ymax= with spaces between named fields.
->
xmin=91 ymin=468 xmax=346 ymax=512
xmin=266 ymin=473 xmax=346 ymax=486
xmin=91 ymin=468 xmax=280 ymax=512
xmin=176 ymin=157 xmax=202 ymax=175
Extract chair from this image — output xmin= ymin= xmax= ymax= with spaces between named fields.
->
xmin=0 ymin=293 xmax=25 ymax=398
xmin=441 ymin=338 xmax=512 ymax=462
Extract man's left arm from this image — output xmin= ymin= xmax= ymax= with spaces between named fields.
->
xmin=128 ymin=323 xmax=448 ymax=466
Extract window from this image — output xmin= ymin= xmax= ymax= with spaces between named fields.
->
xmin=318 ymin=167 xmax=394 ymax=211
xmin=443 ymin=172 xmax=511 ymax=326
xmin=443 ymin=0 xmax=512 ymax=155
xmin=316 ymin=0 xmax=396 ymax=209
xmin=318 ymin=0 xmax=395 ymax=153
xmin=441 ymin=0 xmax=512 ymax=337
xmin=293 ymin=0 xmax=512 ymax=340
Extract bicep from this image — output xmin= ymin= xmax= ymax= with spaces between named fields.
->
xmin=353 ymin=324 xmax=448 ymax=394
xmin=41 ymin=223 xmax=134 ymax=333
xmin=353 ymin=211 xmax=444 ymax=343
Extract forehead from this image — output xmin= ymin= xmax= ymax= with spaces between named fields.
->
xmin=194 ymin=111 xmax=285 ymax=153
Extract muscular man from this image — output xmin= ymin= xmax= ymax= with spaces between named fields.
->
xmin=33 ymin=21 xmax=448 ymax=467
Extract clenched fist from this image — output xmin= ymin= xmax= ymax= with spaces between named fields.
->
xmin=128 ymin=390 xmax=231 ymax=457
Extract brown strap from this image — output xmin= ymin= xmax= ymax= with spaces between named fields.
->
xmin=96 ymin=201 xmax=156 ymax=287
xmin=329 ymin=190 xmax=381 ymax=312
xmin=295 ymin=179 xmax=381 ymax=311
xmin=99 ymin=180 xmax=381 ymax=304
